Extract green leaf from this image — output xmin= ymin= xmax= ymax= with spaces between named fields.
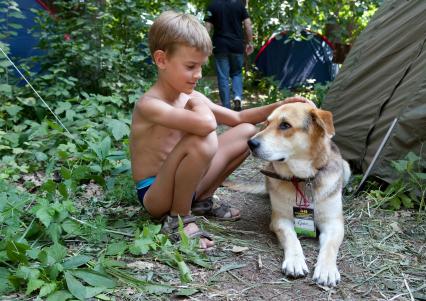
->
xmin=61 ymin=219 xmax=81 ymax=235
xmin=42 ymin=180 xmax=57 ymax=194
xmin=63 ymin=255 xmax=93 ymax=269
xmin=65 ymin=272 xmax=106 ymax=300
xmin=46 ymin=223 xmax=62 ymax=244
xmin=72 ymin=166 xmax=90 ymax=180
xmin=6 ymin=240 xmax=30 ymax=264
xmin=47 ymin=243 xmax=68 ymax=262
xmin=35 ymin=151 xmax=48 ymax=161
xmin=5 ymin=105 xmax=22 ymax=116
xmin=176 ymin=287 xmax=199 ymax=296
xmin=143 ymin=283 xmax=175 ymax=295
xmin=16 ymin=266 xmax=40 ymax=280
xmin=71 ymin=269 xmax=116 ymax=288
xmin=58 ymin=183 xmax=69 ymax=198
xmin=105 ymin=241 xmax=128 ymax=256
xmin=400 ymin=194 xmax=414 ymax=209
xmin=415 ymin=172 xmax=426 ymax=180
xmin=388 ymin=196 xmax=401 ymax=210
xmin=175 ymin=252 xmax=192 ymax=283
xmin=0 ymin=267 xmax=13 ymax=294
xmin=46 ymin=290 xmax=73 ymax=301
xmin=25 ymin=277 xmax=45 ymax=295
xmin=39 ymin=282 xmax=57 ymax=297
xmin=0 ymin=84 xmax=12 ymax=96
xmin=130 ymin=237 xmax=154 ymax=255
xmin=108 ymin=119 xmax=130 ymax=140
xmin=61 ymin=167 xmax=72 ymax=180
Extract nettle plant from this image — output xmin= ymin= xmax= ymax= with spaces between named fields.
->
xmin=368 ymin=152 xmax=426 ymax=211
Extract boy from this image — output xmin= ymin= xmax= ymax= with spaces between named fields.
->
xmin=130 ymin=11 xmax=306 ymax=250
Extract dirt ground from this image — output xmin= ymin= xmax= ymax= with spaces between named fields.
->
xmin=156 ymin=153 xmax=425 ymax=301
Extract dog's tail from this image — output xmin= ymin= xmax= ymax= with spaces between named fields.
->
xmin=342 ymin=160 xmax=351 ymax=187
xmin=221 ymin=180 xmax=267 ymax=195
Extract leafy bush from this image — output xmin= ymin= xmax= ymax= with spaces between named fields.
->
xmin=367 ymin=152 xmax=425 ymax=211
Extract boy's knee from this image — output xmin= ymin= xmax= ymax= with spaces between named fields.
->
xmin=238 ymin=123 xmax=258 ymax=138
xmin=188 ymin=132 xmax=218 ymax=160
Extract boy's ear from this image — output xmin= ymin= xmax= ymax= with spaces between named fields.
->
xmin=153 ymin=50 xmax=167 ymax=69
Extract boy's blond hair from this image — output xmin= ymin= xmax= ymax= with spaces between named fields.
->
xmin=148 ymin=11 xmax=212 ymax=57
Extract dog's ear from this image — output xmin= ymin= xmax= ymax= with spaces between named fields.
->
xmin=311 ymin=109 xmax=335 ymax=137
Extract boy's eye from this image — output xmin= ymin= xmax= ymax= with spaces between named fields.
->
xmin=186 ymin=65 xmax=195 ymax=70
xmin=279 ymin=122 xmax=291 ymax=130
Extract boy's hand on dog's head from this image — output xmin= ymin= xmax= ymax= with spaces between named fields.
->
xmin=281 ymin=96 xmax=317 ymax=108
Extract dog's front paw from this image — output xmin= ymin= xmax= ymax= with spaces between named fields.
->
xmin=282 ymin=255 xmax=309 ymax=278
xmin=313 ymin=261 xmax=340 ymax=287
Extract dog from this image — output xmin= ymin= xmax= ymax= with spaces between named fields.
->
xmin=248 ymin=99 xmax=350 ymax=287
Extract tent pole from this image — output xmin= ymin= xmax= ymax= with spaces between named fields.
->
xmin=356 ymin=117 xmax=399 ymax=194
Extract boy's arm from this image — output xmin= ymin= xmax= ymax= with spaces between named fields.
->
xmin=135 ymin=96 xmax=216 ymax=136
xmin=192 ymin=91 xmax=314 ymax=126
xmin=238 ymin=96 xmax=317 ymax=124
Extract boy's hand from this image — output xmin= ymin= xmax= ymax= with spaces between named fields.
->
xmin=185 ymin=97 xmax=216 ymax=121
xmin=281 ymin=96 xmax=317 ymax=108
xmin=185 ymin=97 xmax=205 ymax=110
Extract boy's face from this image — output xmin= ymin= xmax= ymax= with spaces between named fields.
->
xmin=156 ymin=45 xmax=208 ymax=94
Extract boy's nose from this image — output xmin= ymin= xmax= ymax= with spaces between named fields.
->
xmin=194 ymin=69 xmax=202 ymax=80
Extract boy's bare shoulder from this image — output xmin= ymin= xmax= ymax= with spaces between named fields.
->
xmin=134 ymin=92 xmax=165 ymax=114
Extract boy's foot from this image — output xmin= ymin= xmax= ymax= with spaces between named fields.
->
xmin=161 ymin=215 xmax=214 ymax=251
xmin=192 ymin=196 xmax=241 ymax=221
xmin=233 ymin=97 xmax=242 ymax=111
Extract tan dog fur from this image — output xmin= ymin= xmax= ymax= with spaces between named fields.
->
xmin=248 ymin=101 xmax=350 ymax=287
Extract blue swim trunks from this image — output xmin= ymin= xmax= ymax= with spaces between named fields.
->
xmin=136 ymin=176 xmax=156 ymax=208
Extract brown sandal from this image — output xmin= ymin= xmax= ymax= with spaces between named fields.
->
xmin=161 ymin=215 xmax=214 ymax=243
xmin=191 ymin=196 xmax=241 ymax=221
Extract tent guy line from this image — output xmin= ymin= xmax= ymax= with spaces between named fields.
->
xmin=0 ymin=46 xmax=77 ymax=142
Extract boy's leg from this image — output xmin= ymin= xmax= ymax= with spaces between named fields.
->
xmin=143 ymin=131 xmax=218 ymax=217
xmin=143 ymin=131 xmax=218 ymax=249
xmin=195 ymin=123 xmax=257 ymax=208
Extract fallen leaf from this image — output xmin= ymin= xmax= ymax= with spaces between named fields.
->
xmin=127 ymin=261 xmax=155 ymax=270
xmin=231 ymin=246 xmax=249 ymax=253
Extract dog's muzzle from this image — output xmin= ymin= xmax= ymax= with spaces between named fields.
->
xmin=248 ymin=138 xmax=286 ymax=161
xmin=247 ymin=138 xmax=260 ymax=153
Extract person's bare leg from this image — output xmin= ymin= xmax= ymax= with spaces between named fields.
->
xmin=194 ymin=123 xmax=257 ymax=217
xmin=143 ymin=131 xmax=218 ymax=249
xmin=198 ymin=149 xmax=250 ymax=199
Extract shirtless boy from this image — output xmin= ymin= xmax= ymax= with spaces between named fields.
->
xmin=130 ymin=11 xmax=307 ymax=250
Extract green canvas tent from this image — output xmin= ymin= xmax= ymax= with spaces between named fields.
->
xmin=322 ymin=0 xmax=426 ymax=184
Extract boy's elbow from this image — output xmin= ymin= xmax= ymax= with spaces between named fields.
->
xmin=200 ymin=116 xmax=217 ymax=135
xmin=206 ymin=116 xmax=218 ymax=132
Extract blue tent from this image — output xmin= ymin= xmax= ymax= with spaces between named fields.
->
xmin=254 ymin=31 xmax=339 ymax=90
xmin=1 ymin=0 xmax=51 ymax=65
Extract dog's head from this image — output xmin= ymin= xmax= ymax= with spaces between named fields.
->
xmin=248 ymin=102 xmax=335 ymax=164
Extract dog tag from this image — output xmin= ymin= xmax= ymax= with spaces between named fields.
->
xmin=293 ymin=207 xmax=317 ymax=238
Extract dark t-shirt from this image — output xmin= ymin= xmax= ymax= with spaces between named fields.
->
xmin=205 ymin=0 xmax=249 ymax=54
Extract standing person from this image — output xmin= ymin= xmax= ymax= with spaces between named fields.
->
xmin=205 ymin=0 xmax=254 ymax=111
xmin=130 ymin=10 xmax=308 ymax=250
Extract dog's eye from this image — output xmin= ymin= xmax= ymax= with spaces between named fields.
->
xmin=279 ymin=122 xmax=291 ymax=130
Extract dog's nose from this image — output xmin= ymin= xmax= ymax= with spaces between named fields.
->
xmin=247 ymin=139 xmax=260 ymax=150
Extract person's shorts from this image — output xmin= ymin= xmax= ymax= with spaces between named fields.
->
xmin=136 ymin=176 xmax=156 ymax=208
